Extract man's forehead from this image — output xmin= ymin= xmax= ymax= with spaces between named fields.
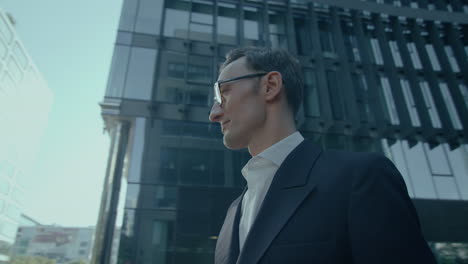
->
xmin=218 ymin=56 xmax=249 ymax=80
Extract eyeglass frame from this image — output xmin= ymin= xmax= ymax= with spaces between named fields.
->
xmin=213 ymin=72 xmax=269 ymax=106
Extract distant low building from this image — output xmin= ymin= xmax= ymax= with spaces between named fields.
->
xmin=12 ymin=226 xmax=94 ymax=264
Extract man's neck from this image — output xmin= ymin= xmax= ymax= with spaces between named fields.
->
xmin=248 ymin=120 xmax=297 ymax=156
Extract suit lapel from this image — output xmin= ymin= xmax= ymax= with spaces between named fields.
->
xmin=215 ymin=189 xmax=246 ymax=264
xmin=237 ymin=140 xmax=322 ymax=264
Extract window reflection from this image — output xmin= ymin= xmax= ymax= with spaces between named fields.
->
xmin=294 ymin=16 xmax=311 ymax=55
xmin=419 ymin=81 xmax=442 ymax=128
xmin=303 ymin=69 xmax=320 ymax=117
xmin=389 ymin=40 xmax=403 ymax=67
xmin=125 ymin=184 xmax=177 ymax=209
xmin=243 ymin=6 xmax=262 ymax=45
xmin=163 ymin=1 xmax=190 ymax=39
xmin=444 ymin=45 xmax=460 ymax=72
xmin=156 ymin=51 xmax=185 ymax=103
xmin=342 ymin=21 xmax=361 ymax=62
xmin=424 ymin=144 xmax=452 ymax=176
xmin=380 ymin=76 xmax=400 ymax=125
xmin=407 ymin=42 xmax=422 ymax=69
xmin=400 ymin=78 xmax=421 ymax=127
xmin=124 ymin=47 xmax=157 ymax=100
xmin=180 ymin=149 xmax=210 ymax=185
xmin=118 ymin=0 xmax=138 ymax=31
xmin=106 ymin=45 xmax=130 ymax=98
xmin=217 ymin=3 xmax=238 ymax=44
xmin=352 ymin=73 xmax=372 ymax=123
xmin=439 ymin=82 xmax=462 ymax=130
xmin=318 ymin=20 xmax=336 ymax=57
xmin=159 ymin=147 xmax=178 ymax=184
xmin=189 ymin=1 xmax=213 ymax=42
xmin=167 ymin=62 xmax=185 ymax=79
xmin=425 ymin=44 xmax=441 ymax=71
xmin=269 ymin=11 xmax=288 ymax=49
xmin=187 ymin=58 xmax=212 ymax=84
xmin=370 ymin=38 xmax=384 ymax=65
xmin=326 ymin=70 xmax=344 ymax=120
xmin=135 ymin=0 xmax=164 ymax=35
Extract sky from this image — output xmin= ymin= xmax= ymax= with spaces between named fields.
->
xmin=0 ymin=0 xmax=124 ymax=226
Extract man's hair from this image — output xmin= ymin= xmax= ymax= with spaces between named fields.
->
xmin=221 ymin=47 xmax=304 ymax=117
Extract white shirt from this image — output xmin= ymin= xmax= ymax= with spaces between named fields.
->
xmin=239 ymin=131 xmax=304 ymax=250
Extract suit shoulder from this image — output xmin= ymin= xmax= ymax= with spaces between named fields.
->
xmin=320 ymin=148 xmax=390 ymax=167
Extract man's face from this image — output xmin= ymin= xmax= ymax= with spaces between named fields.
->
xmin=209 ymin=57 xmax=267 ymax=150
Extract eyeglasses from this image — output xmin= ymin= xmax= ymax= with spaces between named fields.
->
xmin=213 ymin=72 xmax=268 ymax=105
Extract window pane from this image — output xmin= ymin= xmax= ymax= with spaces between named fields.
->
xmin=163 ymin=4 xmax=190 ymax=39
xmin=326 ymin=71 xmax=344 ymax=120
xmin=389 ymin=40 xmax=403 ymax=67
xmin=159 ymin=147 xmax=178 ymax=184
xmin=126 ymin=184 xmax=177 ymax=209
xmin=189 ymin=2 xmax=213 ymax=42
xmin=187 ymin=84 xmax=209 ymax=106
xmin=212 ymin=150 xmax=224 ymax=186
xmin=400 ymin=78 xmax=421 ymax=127
xmin=419 ymin=81 xmax=442 ymax=128
xmin=444 ymin=45 xmax=460 ymax=72
xmin=407 ymin=42 xmax=422 ymax=69
xmin=244 ymin=7 xmax=262 ymax=43
xmin=124 ymin=47 xmax=157 ymax=100
xmin=380 ymin=76 xmax=399 ymax=125
xmin=318 ymin=20 xmax=336 ymax=57
xmin=268 ymin=11 xmax=286 ymax=34
xmin=135 ymin=0 xmax=164 ymax=35
xmin=156 ymin=51 xmax=186 ymax=103
xmin=424 ymin=144 xmax=451 ymax=176
xmin=370 ymin=38 xmax=384 ymax=65
xmin=303 ymin=69 xmax=320 ymax=117
xmin=187 ymin=56 xmax=212 ymax=83
xmin=119 ymin=0 xmax=139 ymax=31
xmin=294 ymin=17 xmax=311 ymax=56
xmin=352 ymin=74 xmax=371 ymax=123
xmin=183 ymin=121 xmax=211 ymax=138
xmin=439 ymin=82 xmax=462 ymax=130
xmin=217 ymin=3 xmax=238 ymax=44
xmin=425 ymin=44 xmax=441 ymax=71
xmin=180 ymin=149 xmax=210 ymax=185
xmin=106 ymin=45 xmax=130 ymax=98
xmin=433 ymin=176 xmax=460 ymax=200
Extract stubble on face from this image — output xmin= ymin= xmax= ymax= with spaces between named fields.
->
xmin=218 ymin=59 xmax=267 ymax=151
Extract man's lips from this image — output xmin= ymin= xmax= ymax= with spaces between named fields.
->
xmin=221 ymin=120 xmax=230 ymax=132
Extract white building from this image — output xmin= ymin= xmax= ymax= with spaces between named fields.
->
xmin=0 ymin=9 xmax=52 ymax=264
xmin=13 ymin=226 xmax=94 ymax=264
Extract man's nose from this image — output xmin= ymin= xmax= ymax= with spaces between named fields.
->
xmin=209 ymin=102 xmax=223 ymax=122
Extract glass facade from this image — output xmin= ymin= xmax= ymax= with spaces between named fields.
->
xmin=0 ymin=9 xmax=52 ymax=264
xmin=96 ymin=1 xmax=468 ymax=263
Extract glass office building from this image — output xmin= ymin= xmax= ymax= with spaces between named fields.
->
xmin=0 ymin=9 xmax=52 ymax=264
xmin=94 ymin=0 xmax=468 ymax=263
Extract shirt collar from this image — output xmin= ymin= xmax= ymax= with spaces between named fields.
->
xmin=257 ymin=131 xmax=304 ymax=167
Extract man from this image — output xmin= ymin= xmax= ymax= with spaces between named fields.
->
xmin=209 ymin=47 xmax=436 ymax=264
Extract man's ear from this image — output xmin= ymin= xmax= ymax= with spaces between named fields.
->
xmin=263 ymin=71 xmax=283 ymax=102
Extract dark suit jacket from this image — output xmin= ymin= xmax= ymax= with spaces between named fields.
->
xmin=215 ymin=140 xmax=437 ymax=264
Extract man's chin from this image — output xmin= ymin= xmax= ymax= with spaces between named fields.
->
xmin=223 ymin=134 xmax=246 ymax=150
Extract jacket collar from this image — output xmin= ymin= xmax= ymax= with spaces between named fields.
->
xmin=237 ymin=139 xmax=323 ymax=264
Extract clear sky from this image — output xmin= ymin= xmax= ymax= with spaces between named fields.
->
xmin=0 ymin=0 xmax=123 ymax=226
